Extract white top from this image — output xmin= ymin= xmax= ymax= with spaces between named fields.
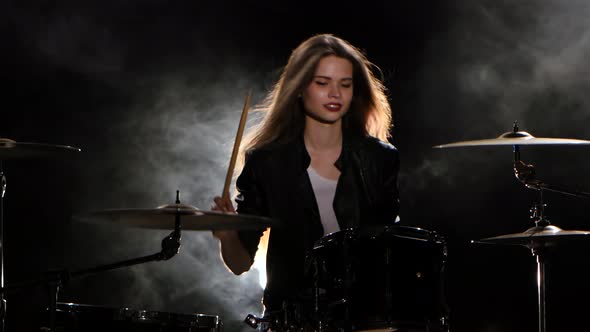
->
xmin=307 ymin=166 xmax=340 ymax=235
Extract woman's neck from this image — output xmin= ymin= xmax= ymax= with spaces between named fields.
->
xmin=303 ymin=117 xmax=343 ymax=151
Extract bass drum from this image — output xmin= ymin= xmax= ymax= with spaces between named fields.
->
xmin=53 ymin=302 xmax=222 ymax=332
xmin=307 ymin=225 xmax=449 ymax=332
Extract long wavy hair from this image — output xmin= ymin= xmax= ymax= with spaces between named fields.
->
xmin=240 ymin=33 xmax=393 ymax=167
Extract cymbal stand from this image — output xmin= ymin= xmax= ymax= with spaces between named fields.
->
xmin=0 ymin=161 xmax=5 ymax=332
xmin=2 ymin=191 xmax=184 ymax=331
xmin=511 ymin=125 xmax=590 ymax=332
xmin=512 ymin=142 xmax=548 ymax=332
xmin=511 ymin=123 xmax=590 ymax=200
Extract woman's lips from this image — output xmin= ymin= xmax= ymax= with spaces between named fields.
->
xmin=324 ymin=103 xmax=342 ymax=112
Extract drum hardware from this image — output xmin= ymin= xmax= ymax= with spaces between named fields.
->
xmin=2 ymin=191 xmax=189 ymax=331
xmin=437 ymin=122 xmax=590 ymax=332
xmin=0 ymin=138 xmax=81 ymax=332
xmin=7 ymin=188 xmax=273 ymax=331
xmin=244 ymin=296 xmax=352 ymax=332
xmin=73 ymin=202 xmax=276 ymax=231
xmin=244 ymin=314 xmax=282 ymax=331
xmin=433 ymin=124 xmax=590 ymax=148
xmin=0 ymin=161 xmax=5 ymax=332
xmin=53 ymin=302 xmax=222 ymax=331
xmin=244 ymin=301 xmax=306 ymax=332
xmin=0 ymin=138 xmax=81 ymax=160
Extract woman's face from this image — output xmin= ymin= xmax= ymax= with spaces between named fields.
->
xmin=302 ymin=55 xmax=353 ymax=125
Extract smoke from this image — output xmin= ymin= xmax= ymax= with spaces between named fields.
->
xmin=4 ymin=3 xmax=276 ymax=330
xmin=401 ymin=0 xmax=590 ymax=218
xmin=451 ymin=1 xmax=590 ymax=129
xmin=58 ymin=67 xmax=271 ymax=331
xmin=392 ymin=3 xmax=590 ymax=330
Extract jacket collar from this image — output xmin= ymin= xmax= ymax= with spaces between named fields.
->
xmin=293 ymin=133 xmax=364 ymax=172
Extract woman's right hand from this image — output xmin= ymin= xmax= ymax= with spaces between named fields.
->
xmin=211 ymin=195 xmax=237 ymax=240
xmin=210 ymin=195 xmax=253 ymax=274
xmin=212 ymin=195 xmax=236 ymax=213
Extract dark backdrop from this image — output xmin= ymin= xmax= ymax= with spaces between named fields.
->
xmin=2 ymin=1 xmax=590 ymax=331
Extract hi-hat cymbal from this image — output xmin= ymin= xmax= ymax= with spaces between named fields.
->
xmin=74 ymin=203 xmax=275 ymax=231
xmin=476 ymin=225 xmax=590 ymax=249
xmin=0 ymin=138 xmax=81 ymax=160
xmin=434 ymin=131 xmax=590 ymax=148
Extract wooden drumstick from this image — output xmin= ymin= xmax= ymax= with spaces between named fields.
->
xmin=222 ymin=90 xmax=251 ymax=201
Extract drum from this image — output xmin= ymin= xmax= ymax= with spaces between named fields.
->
xmin=53 ymin=302 xmax=222 ymax=332
xmin=306 ymin=225 xmax=448 ymax=332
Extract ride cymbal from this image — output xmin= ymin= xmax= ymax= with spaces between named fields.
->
xmin=476 ymin=225 xmax=590 ymax=249
xmin=74 ymin=203 xmax=275 ymax=231
xmin=434 ymin=131 xmax=590 ymax=148
xmin=0 ymin=138 xmax=81 ymax=159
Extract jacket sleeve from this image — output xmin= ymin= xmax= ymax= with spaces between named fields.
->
xmin=235 ymin=150 xmax=267 ymax=259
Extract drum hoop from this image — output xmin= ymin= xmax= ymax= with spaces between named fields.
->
xmin=313 ymin=225 xmax=446 ymax=249
xmin=55 ymin=302 xmax=220 ymax=327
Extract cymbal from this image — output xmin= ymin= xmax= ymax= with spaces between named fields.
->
xmin=476 ymin=225 xmax=590 ymax=249
xmin=434 ymin=131 xmax=590 ymax=148
xmin=74 ymin=203 xmax=275 ymax=231
xmin=0 ymin=138 xmax=81 ymax=160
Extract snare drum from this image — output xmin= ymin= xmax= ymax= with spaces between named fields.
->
xmin=54 ymin=302 xmax=222 ymax=332
xmin=307 ymin=225 xmax=448 ymax=332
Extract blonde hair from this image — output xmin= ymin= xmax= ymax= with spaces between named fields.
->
xmin=240 ymin=34 xmax=392 ymax=168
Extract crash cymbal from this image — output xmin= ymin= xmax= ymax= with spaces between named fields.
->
xmin=0 ymin=138 xmax=81 ymax=159
xmin=74 ymin=203 xmax=275 ymax=231
xmin=476 ymin=225 xmax=590 ymax=249
xmin=434 ymin=131 xmax=590 ymax=148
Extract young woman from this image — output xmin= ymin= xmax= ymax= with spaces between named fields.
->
xmin=212 ymin=33 xmax=400 ymax=327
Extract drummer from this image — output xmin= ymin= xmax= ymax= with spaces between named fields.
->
xmin=212 ymin=33 xmax=400 ymax=322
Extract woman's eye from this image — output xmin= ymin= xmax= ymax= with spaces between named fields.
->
xmin=315 ymin=81 xmax=328 ymax=86
xmin=341 ymin=84 xmax=352 ymax=88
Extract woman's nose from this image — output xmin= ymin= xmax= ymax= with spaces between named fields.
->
xmin=328 ymin=84 xmax=341 ymax=98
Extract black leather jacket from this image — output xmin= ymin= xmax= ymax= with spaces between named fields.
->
xmin=236 ymin=134 xmax=400 ymax=311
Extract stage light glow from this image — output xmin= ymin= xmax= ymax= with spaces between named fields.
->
xmin=252 ymin=228 xmax=270 ymax=289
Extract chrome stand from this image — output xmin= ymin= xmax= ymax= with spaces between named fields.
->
xmin=533 ymin=250 xmax=546 ymax=332
xmin=511 ymin=122 xmax=590 ymax=332
xmin=1 ymin=191 xmax=183 ymax=331
xmin=0 ymin=161 xmax=6 ymax=332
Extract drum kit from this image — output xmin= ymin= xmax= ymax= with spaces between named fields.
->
xmin=1 ymin=122 xmax=589 ymax=332
xmin=0 ymin=138 xmax=271 ymax=332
